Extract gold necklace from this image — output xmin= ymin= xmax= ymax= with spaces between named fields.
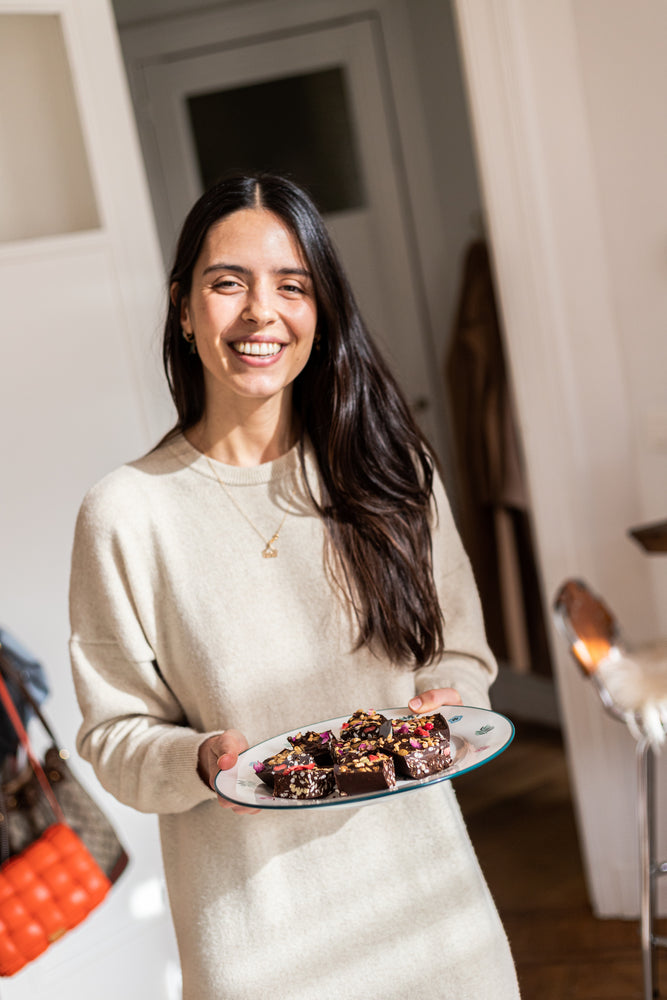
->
xmin=205 ymin=455 xmax=294 ymax=559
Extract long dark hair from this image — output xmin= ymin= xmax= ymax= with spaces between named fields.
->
xmin=164 ymin=173 xmax=444 ymax=668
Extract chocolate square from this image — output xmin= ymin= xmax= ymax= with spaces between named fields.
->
xmin=253 ymin=749 xmax=315 ymax=789
xmin=286 ymin=729 xmax=335 ymax=765
xmin=386 ymin=735 xmax=452 ymax=779
xmin=334 ymin=754 xmax=396 ymax=796
xmin=339 ymin=709 xmax=389 ymax=742
xmin=272 ymin=764 xmax=335 ymax=799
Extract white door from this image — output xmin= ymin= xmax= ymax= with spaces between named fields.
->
xmin=138 ymin=17 xmax=443 ymax=453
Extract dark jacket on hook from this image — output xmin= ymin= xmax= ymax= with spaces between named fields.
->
xmin=0 ymin=628 xmax=50 ymax=759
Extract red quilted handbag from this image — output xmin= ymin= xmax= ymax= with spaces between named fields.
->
xmin=0 ymin=823 xmax=110 ymax=975
xmin=0 ymin=673 xmax=111 ymax=975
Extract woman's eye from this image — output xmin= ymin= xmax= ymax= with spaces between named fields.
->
xmin=281 ymin=283 xmax=304 ymax=294
xmin=212 ymin=279 xmax=241 ymax=290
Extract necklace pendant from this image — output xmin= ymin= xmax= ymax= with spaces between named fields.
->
xmin=262 ymin=531 xmax=280 ymax=558
xmin=204 ymin=454 xmax=292 ymax=561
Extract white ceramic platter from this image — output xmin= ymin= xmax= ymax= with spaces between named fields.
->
xmin=214 ymin=706 xmax=514 ymax=811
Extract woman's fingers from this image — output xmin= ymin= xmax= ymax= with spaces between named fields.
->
xmin=216 ymin=729 xmax=250 ymax=767
xmin=408 ymin=687 xmax=463 ymax=714
xmin=198 ymin=730 xmax=245 ymax=786
xmin=198 ymin=730 xmax=260 ymax=814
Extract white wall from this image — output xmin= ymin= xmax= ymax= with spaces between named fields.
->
xmin=0 ymin=1 xmax=177 ymax=995
xmin=573 ymin=0 xmax=667 ymax=612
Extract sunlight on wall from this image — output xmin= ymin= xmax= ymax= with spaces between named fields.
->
xmin=129 ymin=876 xmax=169 ymax=920
xmin=166 ymin=959 xmax=183 ymax=1000
xmin=0 ymin=13 xmax=99 ymax=241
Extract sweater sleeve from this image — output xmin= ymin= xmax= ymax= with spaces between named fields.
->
xmin=69 ymin=479 xmax=219 ymax=815
xmin=414 ymin=472 xmax=498 ymax=710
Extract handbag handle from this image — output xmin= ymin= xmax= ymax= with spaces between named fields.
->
xmin=0 ymin=648 xmax=65 ymax=824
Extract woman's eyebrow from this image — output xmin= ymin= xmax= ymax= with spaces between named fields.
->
xmin=275 ymin=266 xmax=312 ymax=279
xmin=202 ymin=262 xmax=249 ymax=276
xmin=202 ymin=263 xmax=311 ymax=279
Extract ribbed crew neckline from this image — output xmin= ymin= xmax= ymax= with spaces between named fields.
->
xmin=166 ymin=432 xmax=302 ymax=487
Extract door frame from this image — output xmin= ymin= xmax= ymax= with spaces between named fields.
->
xmin=453 ymin=0 xmax=665 ymax=916
xmin=130 ymin=17 xmax=444 ymax=451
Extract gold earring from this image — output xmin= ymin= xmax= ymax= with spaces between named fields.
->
xmin=182 ymin=328 xmax=197 ymax=355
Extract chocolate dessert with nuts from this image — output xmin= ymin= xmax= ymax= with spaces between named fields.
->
xmin=272 ymin=762 xmax=335 ymax=799
xmin=257 ymin=708 xmax=452 ymax=800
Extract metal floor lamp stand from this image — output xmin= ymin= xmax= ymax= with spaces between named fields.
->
xmin=637 ymin=736 xmax=667 ymax=999
xmin=630 ymin=516 xmax=667 ymax=999
xmin=598 ymin=678 xmax=667 ymax=1000
xmin=554 ymin=580 xmax=667 ymax=1000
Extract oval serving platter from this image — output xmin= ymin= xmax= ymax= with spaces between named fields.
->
xmin=214 ymin=705 xmax=514 ymax=811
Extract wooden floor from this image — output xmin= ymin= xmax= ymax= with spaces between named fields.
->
xmin=456 ymin=721 xmax=667 ymax=999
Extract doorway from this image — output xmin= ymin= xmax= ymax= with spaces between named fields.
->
xmin=123 ymin=11 xmax=447 ymax=459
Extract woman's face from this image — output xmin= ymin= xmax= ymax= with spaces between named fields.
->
xmin=179 ymin=207 xmax=317 ymax=417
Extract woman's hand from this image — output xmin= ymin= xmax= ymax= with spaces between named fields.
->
xmin=408 ymin=688 xmax=463 ymax=714
xmin=198 ymin=729 xmax=260 ymax=815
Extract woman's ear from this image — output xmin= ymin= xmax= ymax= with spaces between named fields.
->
xmin=171 ymin=281 xmax=191 ymax=331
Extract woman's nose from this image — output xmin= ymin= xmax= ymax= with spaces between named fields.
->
xmin=241 ymin=287 xmax=277 ymax=326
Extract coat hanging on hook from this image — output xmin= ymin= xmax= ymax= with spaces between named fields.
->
xmin=445 ymin=240 xmax=552 ymax=677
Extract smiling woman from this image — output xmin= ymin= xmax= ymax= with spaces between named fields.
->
xmin=175 ymin=207 xmax=317 ymax=461
xmin=68 ymin=173 xmax=520 ymax=1000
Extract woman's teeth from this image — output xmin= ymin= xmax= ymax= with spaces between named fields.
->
xmin=233 ymin=341 xmax=282 ymax=356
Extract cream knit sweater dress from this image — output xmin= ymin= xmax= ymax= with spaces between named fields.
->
xmin=69 ymin=434 xmax=520 ymax=1000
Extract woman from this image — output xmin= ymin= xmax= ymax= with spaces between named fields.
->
xmin=69 ymin=174 xmax=520 ymax=999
